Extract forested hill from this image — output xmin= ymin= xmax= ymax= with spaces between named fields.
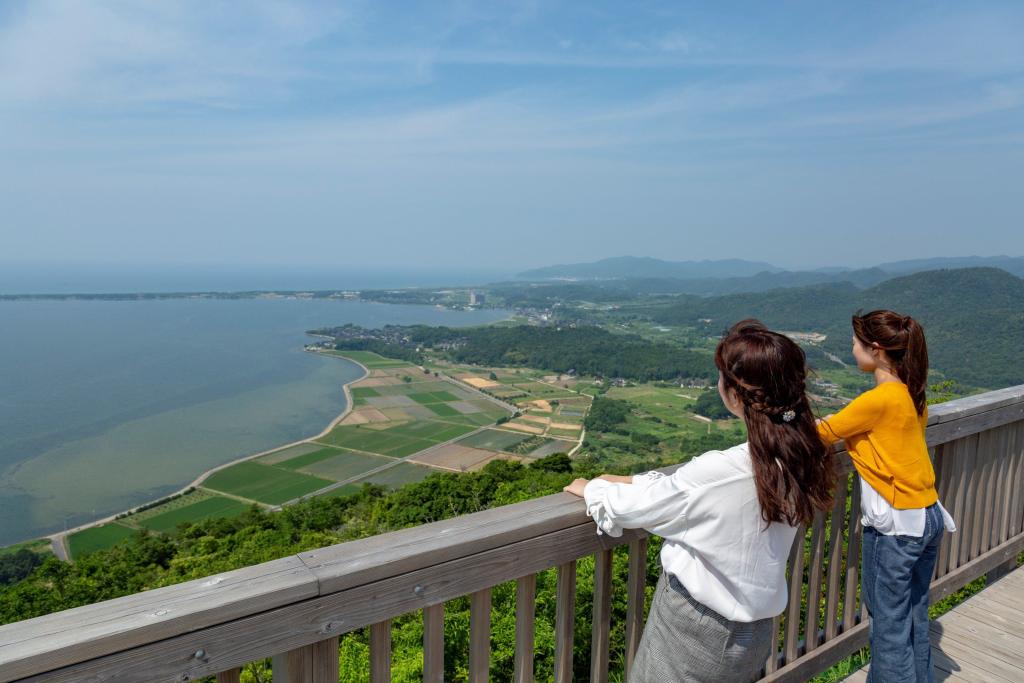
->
xmin=321 ymin=324 xmax=718 ymax=382
xmin=651 ymin=268 xmax=1024 ymax=389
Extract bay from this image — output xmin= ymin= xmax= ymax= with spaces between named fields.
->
xmin=0 ymin=298 xmax=507 ymax=545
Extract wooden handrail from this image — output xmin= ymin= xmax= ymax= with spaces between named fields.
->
xmin=1 ymin=385 xmax=1022 ymax=682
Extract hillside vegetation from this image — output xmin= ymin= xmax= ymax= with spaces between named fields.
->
xmin=650 ymin=268 xmax=1024 ymax=389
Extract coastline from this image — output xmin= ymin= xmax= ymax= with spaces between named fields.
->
xmin=45 ymin=351 xmax=370 ymax=560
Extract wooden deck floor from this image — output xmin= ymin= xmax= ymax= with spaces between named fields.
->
xmin=845 ymin=565 xmax=1024 ymax=682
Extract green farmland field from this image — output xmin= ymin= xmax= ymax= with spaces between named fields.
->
xmin=457 ymin=429 xmax=531 ymax=452
xmin=408 ymin=391 xmax=459 ymax=404
xmin=68 ymin=523 xmax=137 ymax=558
xmin=137 ymin=496 xmax=250 ymax=534
xmin=274 ymin=446 xmax=348 ymax=471
xmin=317 ymin=426 xmax=434 ymax=457
xmin=425 ymin=403 xmax=460 ymax=417
xmin=203 ymin=462 xmax=333 ymax=505
xmin=353 ymin=462 xmax=435 ymax=488
xmin=318 ymin=420 xmax=476 ymax=457
xmin=299 ymin=450 xmax=396 ymax=481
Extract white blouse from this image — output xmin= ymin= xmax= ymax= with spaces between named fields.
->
xmin=583 ymin=442 xmax=797 ymax=622
xmin=859 ymin=475 xmax=957 ymax=536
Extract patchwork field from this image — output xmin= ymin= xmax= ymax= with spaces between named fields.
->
xmin=298 ymin=450 xmax=396 ymax=481
xmin=318 ymin=420 xmax=478 ymax=457
xmin=410 ymin=444 xmax=503 ymax=471
xmin=256 ymin=442 xmax=325 ymax=465
xmin=521 ymin=439 xmax=574 ymax=458
xmin=453 ymin=428 xmax=573 ymax=458
xmin=54 ymin=359 xmax=586 ymax=559
xmin=457 ymin=428 xmax=531 ymax=452
xmin=351 ymin=462 xmax=435 ymax=488
xmin=203 ymin=462 xmax=334 ymax=505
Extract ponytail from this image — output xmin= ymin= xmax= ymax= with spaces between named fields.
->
xmin=852 ymin=310 xmax=929 ymax=414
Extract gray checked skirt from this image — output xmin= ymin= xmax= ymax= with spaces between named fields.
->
xmin=629 ymin=572 xmax=773 ymax=683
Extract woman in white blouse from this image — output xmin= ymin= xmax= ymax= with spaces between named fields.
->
xmin=564 ymin=320 xmax=837 ymax=682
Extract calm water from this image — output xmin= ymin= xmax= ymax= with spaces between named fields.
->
xmin=0 ymin=298 xmax=508 ymax=545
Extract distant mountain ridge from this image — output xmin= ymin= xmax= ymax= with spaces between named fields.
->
xmin=517 ymin=256 xmax=782 ymax=280
xmin=516 ymin=255 xmax=1024 ymax=296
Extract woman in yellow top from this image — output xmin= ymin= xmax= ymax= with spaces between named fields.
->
xmin=818 ymin=310 xmax=955 ymax=683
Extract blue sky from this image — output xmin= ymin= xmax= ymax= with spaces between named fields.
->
xmin=1 ymin=1 xmax=1022 ymax=272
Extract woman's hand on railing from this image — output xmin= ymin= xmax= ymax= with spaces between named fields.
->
xmin=564 ymin=474 xmax=634 ymax=497
xmin=563 ymin=478 xmax=590 ymax=497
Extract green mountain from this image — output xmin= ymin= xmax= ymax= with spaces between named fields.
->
xmin=652 ymin=268 xmax=1024 ymax=389
xmin=878 ymin=255 xmax=1024 ymax=278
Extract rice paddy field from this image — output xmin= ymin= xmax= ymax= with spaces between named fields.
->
xmin=203 ymin=462 xmax=334 ymax=506
xmin=134 ymin=495 xmax=251 ymax=534
xmin=354 ymin=462 xmax=435 ymax=488
xmin=68 ymin=523 xmax=136 ymax=559
xmin=297 ymin=450 xmax=396 ymax=481
xmin=453 ymin=428 xmax=573 ymax=459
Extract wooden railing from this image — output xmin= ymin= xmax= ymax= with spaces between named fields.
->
xmin=1 ymin=385 xmax=1022 ymax=683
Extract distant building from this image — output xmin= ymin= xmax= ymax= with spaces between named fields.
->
xmin=781 ymin=331 xmax=828 ymax=344
xmin=469 ymin=291 xmax=486 ymax=306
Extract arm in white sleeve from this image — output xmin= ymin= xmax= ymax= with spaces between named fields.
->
xmin=583 ymin=469 xmax=690 ymax=537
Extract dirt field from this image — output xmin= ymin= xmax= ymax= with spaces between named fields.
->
xmin=549 ymin=421 xmax=581 ymax=431
xmin=257 ymin=443 xmax=327 ymax=465
xmin=528 ymin=399 xmax=553 ymax=412
xmin=358 ymin=376 xmax=405 ymax=387
xmin=461 ymin=376 xmax=500 ymax=389
xmin=409 ymin=444 xmax=499 ymax=471
xmin=340 ymin=408 xmax=390 ymax=425
xmin=503 ymin=422 xmax=545 ymax=434
xmin=519 ymin=414 xmax=551 ymax=425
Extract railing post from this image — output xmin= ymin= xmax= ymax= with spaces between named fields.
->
xmin=423 ymin=603 xmax=444 ymax=682
xmin=469 ymin=588 xmax=491 ymax=683
xmin=590 ymin=549 xmax=613 ymax=683
xmin=272 ymin=637 xmax=339 ymax=683
xmin=823 ymin=477 xmax=848 ymax=642
xmin=514 ymin=574 xmax=537 ymax=683
xmin=216 ymin=667 xmax=241 ymax=683
xmin=554 ymin=561 xmax=576 ymax=683
xmin=783 ymin=524 xmax=808 ymax=664
xmin=370 ymin=619 xmax=391 ymax=682
xmin=804 ymin=513 xmax=827 ymax=653
xmin=624 ymin=538 xmax=648 ymax=678
xmin=843 ymin=482 xmax=863 ymax=631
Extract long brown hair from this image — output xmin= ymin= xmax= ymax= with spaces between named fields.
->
xmin=852 ymin=309 xmax=929 ymax=415
xmin=715 ymin=320 xmax=835 ymax=527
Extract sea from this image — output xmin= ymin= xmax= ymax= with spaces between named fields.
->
xmin=0 ymin=267 xmax=511 ymax=546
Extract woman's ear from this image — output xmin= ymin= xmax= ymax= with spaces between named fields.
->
xmin=725 ymin=388 xmax=744 ymax=417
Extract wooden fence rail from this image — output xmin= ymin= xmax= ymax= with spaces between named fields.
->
xmin=1 ymin=385 xmax=1022 ymax=683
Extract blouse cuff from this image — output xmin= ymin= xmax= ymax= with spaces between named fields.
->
xmin=582 ymin=479 xmax=624 ymax=537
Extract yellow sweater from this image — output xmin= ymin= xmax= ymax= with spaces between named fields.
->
xmin=817 ymin=382 xmax=937 ymax=509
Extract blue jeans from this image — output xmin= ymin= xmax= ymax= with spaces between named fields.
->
xmin=862 ymin=503 xmax=944 ymax=683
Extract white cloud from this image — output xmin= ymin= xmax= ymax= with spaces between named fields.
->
xmin=0 ymin=0 xmax=347 ymax=107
